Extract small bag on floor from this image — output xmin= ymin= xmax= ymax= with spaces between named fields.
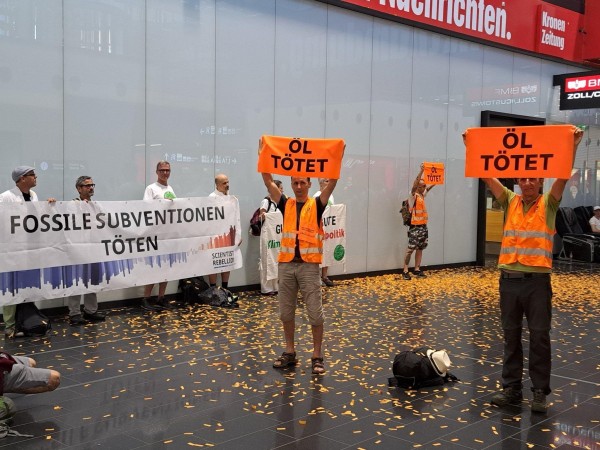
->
xmin=388 ymin=347 xmax=458 ymax=389
xmin=203 ymin=286 xmax=239 ymax=308
xmin=179 ymin=277 xmax=210 ymax=304
xmin=15 ymin=302 xmax=51 ymax=337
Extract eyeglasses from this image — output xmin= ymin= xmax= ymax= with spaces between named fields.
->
xmin=158 ymin=169 xmax=171 ymax=173
xmin=24 ymin=173 xmax=37 ymax=178
xmin=80 ymin=184 xmax=95 ymax=188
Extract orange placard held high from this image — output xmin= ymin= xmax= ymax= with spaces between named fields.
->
xmin=464 ymin=125 xmax=576 ymax=179
xmin=258 ymin=135 xmax=345 ymax=179
xmin=423 ymin=162 xmax=445 ymax=185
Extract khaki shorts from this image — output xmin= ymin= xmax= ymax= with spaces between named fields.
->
xmin=278 ymin=262 xmax=324 ymax=326
xmin=3 ymin=355 xmax=51 ymax=394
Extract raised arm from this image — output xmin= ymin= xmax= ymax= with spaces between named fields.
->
xmin=259 ymin=137 xmax=283 ymax=204
xmin=411 ymin=165 xmax=425 ymax=196
xmin=549 ymin=127 xmax=584 ymax=202
xmin=482 ymin=178 xmax=505 ymax=200
xmin=318 ymin=178 xmax=337 ymax=207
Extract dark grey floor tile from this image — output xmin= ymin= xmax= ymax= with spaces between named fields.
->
xmin=2 ymin=268 xmax=598 ymax=450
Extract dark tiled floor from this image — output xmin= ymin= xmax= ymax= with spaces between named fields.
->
xmin=2 ymin=263 xmax=599 ymax=449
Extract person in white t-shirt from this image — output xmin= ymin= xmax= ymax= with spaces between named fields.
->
xmin=141 ymin=161 xmax=176 ymax=311
xmin=589 ymin=206 xmax=600 ymax=233
xmin=208 ymin=174 xmax=234 ymax=290
xmin=259 ymin=179 xmax=283 ymax=295
xmin=313 ymin=178 xmax=335 ymax=287
xmin=0 ymin=166 xmax=56 ymax=339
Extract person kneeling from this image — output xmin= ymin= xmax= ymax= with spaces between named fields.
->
xmin=1 ymin=352 xmax=61 ymax=396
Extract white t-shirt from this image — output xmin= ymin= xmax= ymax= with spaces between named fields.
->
xmin=260 ymin=197 xmax=278 ymax=212
xmin=589 ymin=215 xmax=600 ymax=232
xmin=144 ymin=182 xmax=175 ymax=200
xmin=209 ymin=190 xmax=227 ymax=198
xmin=313 ymin=191 xmax=334 ymax=206
xmin=0 ymin=187 xmax=38 ymax=202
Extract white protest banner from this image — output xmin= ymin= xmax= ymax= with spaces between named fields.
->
xmin=322 ymin=204 xmax=346 ymax=268
xmin=0 ymin=197 xmax=242 ymax=305
xmin=259 ymin=212 xmax=282 ymax=282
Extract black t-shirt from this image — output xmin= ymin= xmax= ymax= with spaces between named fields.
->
xmin=23 ymin=192 xmax=31 ymax=201
xmin=278 ymin=194 xmax=326 ymax=259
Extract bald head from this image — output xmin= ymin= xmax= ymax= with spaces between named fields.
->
xmin=215 ymin=174 xmax=229 ymax=194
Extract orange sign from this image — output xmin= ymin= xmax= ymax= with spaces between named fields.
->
xmin=423 ymin=162 xmax=445 ymax=185
xmin=258 ymin=135 xmax=345 ymax=179
xmin=464 ymin=125 xmax=576 ymax=179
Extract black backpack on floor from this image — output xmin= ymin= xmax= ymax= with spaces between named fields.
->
xmin=15 ymin=302 xmax=51 ymax=337
xmin=388 ymin=347 xmax=458 ymax=389
xmin=179 ymin=277 xmax=211 ymax=304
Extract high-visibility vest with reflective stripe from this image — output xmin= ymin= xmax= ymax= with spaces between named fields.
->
xmin=278 ymin=197 xmax=323 ymax=263
xmin=498 ymin=195 xmax=554 ymax=269
xmin=411 ymin=194 xmax=428 ymax=225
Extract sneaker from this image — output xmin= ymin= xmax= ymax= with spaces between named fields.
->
xmin=322 ymin=277 xmax=334 ymax=287
xmin=402 ymin=271 xmax=411 ymax=280
xmin=490 ymin=387 xmax=523 ymax=407
xmin=141 ymin=297 xmax=160 ymax=311
xmin=531 ymin=389 xmax=548 ymax=413
xmin=413 ymin=270 xmax=427 ymax=278
xmin=156 ymin=297 xmax=175 ymax=310
xmin=4 ymin=328 xmax=25 ymax=339
xmin=69 ymin=314 xmax=88 ymax=326
xmin=83 ymin=310 xmax=106 ymax=322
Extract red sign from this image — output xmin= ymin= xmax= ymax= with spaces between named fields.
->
xmin=338 ymin=0 xmax=584 ymax=63
xmin=564 ymin=74 xmax=600 ymax=93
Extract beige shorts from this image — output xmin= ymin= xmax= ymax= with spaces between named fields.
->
xmin=278 ymin=262 xmax=324 ymax=326
xmin=3 ymin=355 xmax=51 ymax=394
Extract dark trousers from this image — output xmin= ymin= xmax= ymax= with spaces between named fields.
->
xmin=499 ymin=274 xmax=553 ymax=395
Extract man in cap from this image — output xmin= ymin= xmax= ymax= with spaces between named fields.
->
xmin=1 ymin=166 xmax=56 ymax=339
xmin=589 ymin=206 xmax=600 ymax=233
xmin=66 ymin=176 xmax=107 ymax=325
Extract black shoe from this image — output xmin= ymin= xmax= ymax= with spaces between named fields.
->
xmin=83 ymin=310 xmax=106 ymax=322
xmin=490 ymin=387 xmax=523 ymax=407
xmin=70 ymin=314 xmax=88 ymax=326
xmin=321 ymin=277 xmax=334 ymax=287
xmin=141 ymin=297 xmax=160 ymax=311
xmin=156 ymin=297 xmax=175 ymax=310
xmin=531 ymin=389 xmax=548 ymax=413
xmin=402 ymin=271 xmax=411 ymax=280
xmin=413 ymin=270 xmax=427 ymax=278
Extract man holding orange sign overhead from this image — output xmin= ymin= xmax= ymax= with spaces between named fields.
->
xmin=401 ymin=163 xmax=440 ymax=280
xmin=463 ymin=125 xmax=583 ymax=414
xmin=259 ymin=136 xmax=344 ymax=375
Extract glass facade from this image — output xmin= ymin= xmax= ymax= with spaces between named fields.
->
xmin=0 ymin=0 xmax=598 ymax=301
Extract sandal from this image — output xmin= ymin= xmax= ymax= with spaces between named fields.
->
xmin=311 ymin=357 xmax=325 ymax=375
xmin=273 ymin=352 xmax=298 ymax=369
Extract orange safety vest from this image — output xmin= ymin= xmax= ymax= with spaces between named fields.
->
xmin=498 ymin=195 xmax=554 ymax=269
xmin=279 ymin=197 xmax=323 ymax=263
xmin=411 ymin=194 xmax=428 ymax=225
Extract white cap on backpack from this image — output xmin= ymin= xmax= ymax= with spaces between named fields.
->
xmin=427 ymin=349 xmax=451 ymax=377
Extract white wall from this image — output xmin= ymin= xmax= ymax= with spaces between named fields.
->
xmin=0 ymin=0 xmax=594 ymax=305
